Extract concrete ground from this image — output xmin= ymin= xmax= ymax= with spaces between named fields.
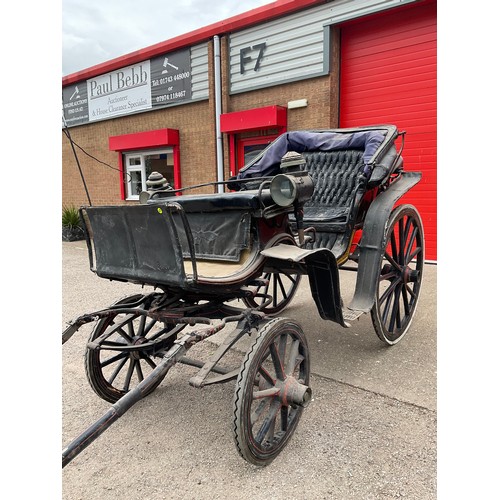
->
xmin=62 ymin=240 xmax=436 ymax=499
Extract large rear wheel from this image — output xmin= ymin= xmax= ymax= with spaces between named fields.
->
xmin=371 ymin=205 xmax=424 ymax=345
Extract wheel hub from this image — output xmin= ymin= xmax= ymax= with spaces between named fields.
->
xmin=276 ymin=376 xmax=312 ymax=408
xmin=130 ymin=336 xmax=148 ymax=359
xmin=403 ymin=266 xmax=419 ymax=284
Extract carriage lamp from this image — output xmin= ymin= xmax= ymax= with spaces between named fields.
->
xmin=269 ymin=152 xmax=313 ymax=207
xmin=270 ymin=152 xmax=314 ymax=245
xmin=139 ymin=171 xmax=174 ymax=204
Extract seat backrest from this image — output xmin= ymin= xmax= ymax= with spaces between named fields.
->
xmin=294 ymin=149 xmax=366 ymax=258
xmin=302 ymin=149 xmax=366 ymax=228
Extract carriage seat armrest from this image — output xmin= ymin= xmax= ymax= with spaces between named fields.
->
xmin=150 ymin=191 xmax=267 ymax=213
xmin=367 ymin=147 xmax=402 ymax=188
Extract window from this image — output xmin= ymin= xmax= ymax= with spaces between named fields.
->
xmin=237 ymin=136 xmax=276 ymax=171
xmin=124 ymin=149 xmax=174 ymax=200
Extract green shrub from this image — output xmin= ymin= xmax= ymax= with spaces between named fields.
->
xmin=62 ymin=205 xmax=81 ymax=229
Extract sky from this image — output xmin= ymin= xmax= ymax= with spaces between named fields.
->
xmin=62 ymin=0 xmax=273 ymax=76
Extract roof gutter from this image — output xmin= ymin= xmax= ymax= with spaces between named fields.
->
xmin=62 ymin=0 xmax=328 ymax=86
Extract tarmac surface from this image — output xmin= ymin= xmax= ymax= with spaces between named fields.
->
xmin=62 ymin=240 xmax=436 ymax=499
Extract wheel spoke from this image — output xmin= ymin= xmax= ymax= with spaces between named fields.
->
xmin=100 ymin=350 xmax=128 ymax=368
xmin=401 ymin=282 xmax=411 ymax=317
xmin=103 ymin=316 xmax=136 ymax=342
xmin=148 ymin=326 xmax=173 ymax=341
xmin=253 ymin=387 xmax=280 ymax=399
xmin=258 ymin=365 xmax=275 ymax=387
xmin=276 ymin=274 xmax=288 ymax=301
xmin=390 ymin=230 xmax=399 ymax=264
xmin=139 ymin=352 xmax=157 ymax=369
xmin=380 ymin=268 xmax=398 ymax=282
xmin=115 ymin=325 xmax=135 ymax=344
xmin=135 ymin=360 xmax=145 ymax=382
xmin=403 ymin=222 xmax=417 ymax=263
xmin=280 ymin=405 xmax=289 ymax=432
xmin=254 ymin=399 xmax=281 ymax=445
xmin=404 ymin=282 xmax=417 ymax=301
xmin=269 ymin=342 xmax=285 ymax=381
xmin=143 ymin=318 xmax=158 ymax=336
xmin=384 ymin=251 xmax=402 ymax=272
xmin=262 ymin=278 xmax=271 ymax=306
xmin=123 ymin=359 xmax=136 ymax=392
xmin=408 ymin=245 xmax=423 ymax=263
xmin=107 ymin=356 xmax=129 ymax=384
xmin=137 ymin=313 xmax=147 ymax=336
xmin=285 ymin=339 xmax=300 ymax=376
xmin=126 ymin=318 xmax=135 ymax=338
xmin=379 ymin=277 xmax=401 ymax=306
xmin=381 ymin=289 xmax=394 ymax=325
xmin=398 ymin=218 xmax=405 ymax=263
xmin=251 ymin=399 xmax=270 ymax=427
xmin=277 ymin=334 xmax=287 ymax=363
xmin=388 ymin=284 xmax=402 ymax=332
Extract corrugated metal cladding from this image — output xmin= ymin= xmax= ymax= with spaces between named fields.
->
xmin=339 ymin=0 xmax=437 ymax=260
xmin=190 ymin=43 xmax=209 ymax=100
xmin=229 ymin=0 xmax=417 ymax=94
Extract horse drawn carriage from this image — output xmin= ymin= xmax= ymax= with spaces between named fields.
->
xmin=62 ymin=124 xmax=424 ymax=467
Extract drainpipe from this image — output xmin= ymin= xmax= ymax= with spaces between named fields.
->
xmin=214 ymin=35 xmax=224 ymax=193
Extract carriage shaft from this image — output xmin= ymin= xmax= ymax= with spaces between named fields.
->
xmin=62 ymin=314 xmax=249 ymax=468
xmin=62 ymin=343 xmax=185 ymax=467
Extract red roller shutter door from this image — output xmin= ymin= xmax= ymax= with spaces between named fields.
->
xmin=340 ymin=1 xmax=437 ymax=261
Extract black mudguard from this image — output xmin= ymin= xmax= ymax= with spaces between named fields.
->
xmin=347 ymin=171 xmax=422 ymax=313
xmin=305 ymin=249 xmax=349 ymax=327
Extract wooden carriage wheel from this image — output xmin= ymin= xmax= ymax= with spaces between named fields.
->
xmin=371 ymin=205 xmax=424 ymax=344
xmin=85 ymin=294 xmax=183 ymax=403
xmin=233 ymin=318 xmax=311 ymax=466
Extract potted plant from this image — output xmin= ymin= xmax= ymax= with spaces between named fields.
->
xmin=62 ymin=205 xmax=85 ymax=241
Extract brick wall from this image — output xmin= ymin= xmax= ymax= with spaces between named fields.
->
xmin=62 ymin=98 xmax=216 ymax=207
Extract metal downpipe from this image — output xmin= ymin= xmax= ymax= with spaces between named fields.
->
xmin=214 ymin=35 xmax=224 ymax=193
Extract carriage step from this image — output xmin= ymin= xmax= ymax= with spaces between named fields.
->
xmin=342 ymin=309 xmax=364 ymax=322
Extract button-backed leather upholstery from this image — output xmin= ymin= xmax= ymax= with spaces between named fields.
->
xmin=299 ymin=149 xmax=366 ymax=258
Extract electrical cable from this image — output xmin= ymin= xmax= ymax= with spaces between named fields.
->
xmin=62 ymin=115 xmax=92 ymax=206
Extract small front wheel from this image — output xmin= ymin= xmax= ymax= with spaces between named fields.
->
xmin=85 ymin=294 xmax=183 ymax=403
xmin=233 ymin=318 xmax=311 ymax=466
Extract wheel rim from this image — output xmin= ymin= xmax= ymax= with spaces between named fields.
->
xmin=244 ymin=271 xmax=301 ymax=315
xmin=373 ymin=206 xmax=424 ymax=344
xmin=234 ymin=319 xmax=310 ymax=465
xmin=85 ymin=295 xmax=182 ymax=403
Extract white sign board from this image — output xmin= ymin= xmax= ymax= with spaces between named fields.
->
xmin=87 ymin=61 xmax=152 ymax=122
